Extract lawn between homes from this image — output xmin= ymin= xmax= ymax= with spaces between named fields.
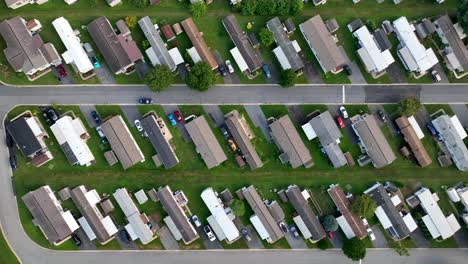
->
xmin=9 ymin=104 xmax=468 ymax=250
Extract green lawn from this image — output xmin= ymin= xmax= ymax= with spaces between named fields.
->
xmin=0 ymin=227 xmax=20 ymax=264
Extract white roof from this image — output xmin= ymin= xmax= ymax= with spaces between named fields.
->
xmin=408 ymin=116 xmax=425 ymax=139
xmin=207 ymin=215 xmax=225 ymax=241
xmin=62 ymin=211 xmax=79 ymax=232
xmin=354 ymin=26 xmax=395 ymax=72
xmin=336 ymin=215 xmax=356 ymax=239
xmin=201 ymin=188 xmax=239 ymax=242
xmin=50 ymin=115 xmax=95 ymax=166
xmin=135 ymin=190 xmax=148 ymax=205
xmin=250 ymin=215 xmax=269 ymax=240
xmin=187 ymin=47 xmax=202 ymax=64
xmin=292 ymin=40 xmax=301 ymax=52
xmin=113 ymin=188 xmax=139 ymax=217
xmin=450 ymin=115 xmax=467 ymax=139
xmin=393 ymin=17 xmax=438 ymax=72
xmin=447 ymin=188 xmax=461 ymax=202
xmin=415 ymin=188 xmax=456 ymax=239
xmin=391 ymin=195 xmax=402 ymax=206
xmin=101 ymin=216 xmax=118 ymax=236
xmin=52 ymin=17 xmax=94 ymax=74
xmin=273 ymin=47 xmax=291 ymax=70
xmin=375 ymin=206 xmax=393 ymax=229
xmin=422 ymin=214 xmax=440 ymax=239
xmin=163 ymin=216 xmax=183 ymax=241
xmin=402 ymin=214 xmax=418 ymax=232
xmin=293 ymin=215 xmax=312 ymax=239
xmin=78 ymin=217 xmax=97 ymax=241
xmin=26 ymin=117 xmax=43 ymax=137
xmin=457 ymin=188 xmax=468 ymax=208
xmin=301 ymin=123 xmax=317 ymax=140
xmin=446 ymin=214 xmax=461 ymax=233
xmin=127 ymin=213 xmax=154 ymax=244
xmin=84 ymin=189 xmax=100 ymax=206
xmin=168 ymin=48 xmax=184 ymax=66
xmin=124 ymin=224 xmax=138 ymax=241
xmin=145 ymin=48 xmax=160 ymax=67
xmin=230 ymin=47 xmax=249 ymax=72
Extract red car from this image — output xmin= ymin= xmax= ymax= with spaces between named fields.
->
xmin=56 ymin=64 xmax=67 ymax=78
xmin=174 ymin=111 xmax=183 ymax=123
xmin=327 ymin=231 xmax=334 ymax=239
xmin=336 ymin=117 xmax=345 ymax=129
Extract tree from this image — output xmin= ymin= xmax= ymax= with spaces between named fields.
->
xmin=289 ymin=0 xmax=304 ymax=15
xmin=389 ymin=240 xmax=410 ymax=256
xmin=399 ymin=97 xmax=422 ymax=116
xmin=458 ymin=0 xmax=468 ymax=34
xmin=317 ymin=239 xmax=332 ymax=250
xmin=259 ymin=28 xmax=274 ymax=47
xmin=351 ymin=195 xmax=377 ymax=219
xmin=322 ymin=215 xmax=339 ymax=232
xmin=190 ymin=1 xmax=207 ymax=18
xmin=124 ymin=16 xmax=138 ymax=30
xmin=231 ymin=199 xmax=245 ymax=217
xmin=342 ymin=238 xmax=366 ymax=261
xmin=144 ymin=65 xmax=174 ymax=92
xmin=275 ymin=0 xmax=290 ymax=16
xmin=240 ymin=0 xmax=257 ymax=16
xmin=186 ymin=62 xmax=216 ymax=91
xmin=256 ymin=0 xmax=276 ymax=15
xmin=279 ymin=69 xmax=297 ymax=87
xmin=142 ymin=40 xmax=150 ymax=50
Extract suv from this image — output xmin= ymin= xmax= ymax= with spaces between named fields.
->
xmin=191 ymin=215 xmax=202 ymax=228
xmin=377 ymin=110 xmax=387 ymax=122
xmin=279 ymin=222 xmax=288 ymax=233
xmin=47 ymin=109 xmax=59 ymax=122
xmin=431 ymin=70 xmax=441 ymax=83
xmin=203 ymin=225 xmax=216 ymax=241
xmin=91 ymin=111 xmax=101 ymax=125
xmin=240 ymin=228 xmax=251 ymax=241
xmin=261 ymin=64 xmax=271 ymax=79
xmin=343 ymin=64 xmax=352 ymax=76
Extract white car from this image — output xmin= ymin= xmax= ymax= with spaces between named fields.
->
xmin=366 ymin=228 xmax=376 ymax=241
xmin=191 ymin=215 xmax=202 ymax=228
xmin=225 ymin=60 xmax=234 ymax=74
xmin=339 ymin=106 xmax=349 ymax=119
xmin=431 ymin=70 xmax=441 ymax=83
xmin=362 ymin=218 xmax=369 ymax=227
xmin=134 ymin=120 xmax=143 ymax=132
xmin=203 ymin=225 xmax=216 ymax=241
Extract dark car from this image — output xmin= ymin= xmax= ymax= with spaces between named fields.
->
xmin=219 ymin=65 xmax=227 ymax=77
xmin=91 ymin=111 xmax=101 ymax=125
xmin=6 ymin=132 xmax=14 ymax=148
xmin=377 ymin=110 xmax=387 ymax=122
xmin=261 ymin=64 xmax=271 ymax=79
xmin=220 ymin=126 xmax=230 ymax=139
xmin=138 ymin=98 xmax=153 ymax=104
xmin=9 ymin=155 xmax=17 ymax=170
xmin=120 ymin=229 xmax=132 ymax=242
xmin=427 ymin=123 xmax=437 ymax=136
xmin=71 ymin=234 xmax=82 ymax=247
xmin=47 ymin=109 xmax=59 ymax=122
xmin=343 ymin=65 xmax=352 ymax=76
xmin=279 ymin=222 xmax=288 ymax=233
xmin=56 ymin=64 xmax=67 ymax=78
xmin=240 ymin=228 xmax=251 ymax=241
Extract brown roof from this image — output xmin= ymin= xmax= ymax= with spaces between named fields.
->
xmin=173 ymin=23 xmax=182 ymax=35
xmin=161 ymin=24 xmax=175 ymax=41
xmin=395 ymin=116 xmax=432 ymax=167
xmin=101 ymin=116 xmax=145 ymax=170
xmin=435 ymin=15 xmax=468 ymax=71
xmin=327 ymin=185 xmax=367 ymax=240
xmin=181 ymin=17 xmax=218 ymax=70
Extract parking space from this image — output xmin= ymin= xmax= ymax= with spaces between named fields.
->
xmin=386 ymin=63 xmax=408 ymax=83
xmin=121 ymin=105 xmax=143 ymax=127
xmin=156 ymin=225 xmax=180 ymax=250
xmin=162 ymin=105 xmax=191 ymax=142
xmin=327 ymin=105 xmax=359 ymax=145
xmin=80 ymin=105 xmax=99 ymax=128
xmin=203 ymin=105 xmax=225 ymax=127
xmin=244 ymin=105 xmax=272 ymax=142
xmin=339 ymin=46 xmax=367 ymax=84
xmin=194 ymin=225 xmax=223 ymax=249
xmin=370 ymin=225 xmax=388 ymax=248
xmin=94 ymin=65 xmax=116 ymax=84
xmin=450 ymin=104 xmax=468 ymax=127
xmin=431 ymin=64 xmax=449 ymax=84
xmin=75 ymin=228 xmax=97 ymax=250
xmin=213 ymin=50 xmax=241 ymax=84
xmin=300 ymin=53 xmax=324 ymax=84
xmin=410 ymin=228 xmax=430 ymax=248
xmin=232 ymin=218 xmax=264 ymax=249
xmin=328 ymin=231 xmax=344 ymax=248
xmin=264 ymin=60 xmax=280 ymax=84
xmin=115 ymin=228 xmax=138 ymax=250
xmin=52 ymin=65 xmax=75 ymax=84
xmin=454 ymin=230 xmax=468 ymax=248
xmin=284 ymin=229 xmax=307 ymax=249
xmin=369 ymin=105 xmax=398 ymax=136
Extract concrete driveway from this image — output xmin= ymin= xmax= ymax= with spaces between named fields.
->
xmin=52 ymin=65 xmax=75 ymax=85
xmin=212 ymin=50 xmax=241 ymax=84
xmin=386 ymin=63 xmax=408 ymax=83
xmin=431 ymin=64 xmax=449 ymax=84
xmin=284 ymin=230 xmax=307 ymax=249
xmin=203 ymin=105 xmax=225 ymax=127
xmin=339 ymin=46 xmax=367 ymax=84
xmin=287 ymin=105 xmax=307 ymax=125
xmin=328 ymin=105 xmax=359 ymax=145
xmin=121 ymin=105 xmax=143 ymax=126
xmin=453 ymin=229 xmax=468 ymax=248
xmin=156 ymin=225 xmax=180 ymax=250
xmin=370 ymin=225 xmax=389 ymax=248
xmin=80 ymin=105 xmax=99 ymax=128
xmin=162 ymin=105 xmax=191 ymax=142
xmin=244 ymin=105 xmax=272 ymax=141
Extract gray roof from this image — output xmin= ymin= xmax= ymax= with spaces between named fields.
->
xmin=138 ymin=16 xmax=176 ymax=71
xmin=266 ymin=201 xmax=285 ymax=223
xmin=6 ymin=116 xmax=44 ymax=157
xmin=157 ymin=186 xmax=199 ymax=244
xmin=185 ymin=116 xmax=227 ymax=169
xmin=373 ymin=29 xmax=392 ymax=51
xmin=285 ymin=185 xmax=326 ymax=242
xmin=299 ymin=15 xmax=346 ymax=73
xmin=435 ymin=15 xmax=468 ymax=71
xmin=351 ymin=114 xmax=396 ymax=168
xmin=222 ymin=15 xmax=262 ymax=72
xmin=241 ymin=186 xmax=284 ymax=243
xmin=141 ymin=114 xmax=179 ymax=169
xmin=22 ymin=186 xmax=74 ymax=245
xmin=364 ymin=183 xmax=411 ymax=240
xmin=224 ymin=110 xmax=263 ymax=170
xmin=267 ymin=17 xmax=304 ymax=72
xmin=101 ymin=115 xmax=145 ymax=170
xmin=270 ymin=115 xmax=313 ymax=168
xmin=87 ymin=17 xmax=143 ymax=74
xmin=432 ymin=115 xmax=468 ymax=171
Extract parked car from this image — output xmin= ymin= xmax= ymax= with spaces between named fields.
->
xmin=362 ymin=218 xmax=369 ymax=227
xmin=427 ymin=123 xmax=437 ymax=136
xmin=191 ymin=215 xmax=202 ymax=228
xmin=134 ymin=120 xmax=143 ymax=132
xmin=138 ymin=98 xmax=153 ymax=104
xmin=339 ymin=106 xmax=349 ymax=119
xmin=91 ymin=111 xmax=101 ymax=125
xmin=261 ymin=64 xmax=271 ymax=79
xmin=47 ymin=109 xmax=59 ymax=122
xmin=343 ymin=64 xmax=352 ymax=76
xmin=219 ymin=64 xmax=227 ymax=77
xmin=119 ymin=229 xmax=132 ymax=242
xmin=241 ymin=228 xmax=251 ymax=241
xmin=336 ymin=116 xmax=345 ymax=129
xmin=91 ymin=56 xmax=100 ymax=68
xmin=9 ymin=155 xmax=17 ymax=170
xmin=96 ymin=126 xmax=108 ymax=144
xmin=289 ymin=225 xmax=299 ymax=238
xmin=431 ymin=70 xmax=441 ymax=83
xmin=366 ymin=228 xmax=376 ymax=241
xmin=279 ymin=222 xmax=288 ymax=233
xmin=327 ymin=231 xmax=334 ymax=239
xmin=203 ymin=225 xmax=216 ymax=241
xmin=220 ymin=126 xmax=230 ymax=139
xmin=225 ymin=60 xmax=234 ymax=73
xmin=167 ymin=114 xmax=177 ymax=126
xmin=174 ymin=111 xmax=183 ymax=123
xmin=317 ymin=142 xmax=327 ymax=156
xmin=228 ymin=139 xmax=237 ymax=151
xmin=56 ymin=64 xmax=67 ymax=78
xmin=71 ymin=234 xmax=82 ymax=247
xmin=6 ymin=132 xmax=14 ymax=148
xmin=377 ymin=110 xmax=387 ymax=122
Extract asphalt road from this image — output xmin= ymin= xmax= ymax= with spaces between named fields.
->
xmin=1 ymin=82 xmax=468 ymax=263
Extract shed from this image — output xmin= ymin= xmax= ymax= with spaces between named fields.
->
xmin=284 ymin=18 xmax=296 ymax=34
xmin=152 ymin=154 xmax=163 ymax=167
xmin=347 ymin=19 xmax=364 ymax=33
xmin=135 ymin=190 xmax=149 ymax=204
xmin=344 ymin=152 xmax=355 ymax=167
xmin=104 ymin=150 xmax=118 ymax=166
xmin=220 ymin=189 xmax=234 ymax=205
xmin=235 ymin=154 xmax=246 ymax=168
xmin=325 ymin=18 xmax=339 ymax=34
xmin=247 ymin=32 xmax=260 ymax=48
xmin=172 ymin=23 xmax=183 ymax=35
xmin=277 ymin=190 xmax=289 ymax=203
xmin=58 ymin=187 xmax=71 ymax=201
xmin=147 ymin=188 xmax=159 ymax=202
xmin=400 ymin=146 xmax=411 ymax=158
xmin=161 ymin=24 xmax=176 ymax=41
xmin=446 ymin=188 xmax=461 ymax=202
xmin=99 ymin=198 xmax=115 ymax=215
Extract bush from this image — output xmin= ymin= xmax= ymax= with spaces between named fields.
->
xmin=259 ymin=28 xmax=274 ymax=47
xmin=317 ymin=239 xmax=332 ymax=250
xmin=279 ymin=69 xmax=297 ymax=87
xmin=132 ymin=0 xmax=148 ymax=8
xmin=342 ymin=238 xmax=366 ymax=261
xmin=190 ymin=1 xmax=207 ymax=18
xmin=142 ymin=40 xmax=150 ymax=50
xmin=322 ymin=215 xmax=339 ymax=232
xmin=399 ymin=97 xmax=421 ymax=116
xmin=240 ymin=0 xmax=303 ymax=16
xmin=124 ymin=16 xmax=138 ymax=30
xmin=351 ymin=195 xmax=377 ymax=219
xmin=458 ymin=0 xmax=468 ymax=34
xmin=186 ymin=62 xmax=216 ymax=91
xmin=231 ymin=199 xmax=245 ymax=217
xmin=256 ymin=0 xmax=276 ymax=15
xmin=144 ymin=65 xmax=174 ymax=92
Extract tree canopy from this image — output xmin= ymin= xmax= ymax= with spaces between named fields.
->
xmin=399 ymin=97 xmax=422 ymax=116
xmin=279 ymin=69 xmax=297 ymax=87
xmin=144 ymin=65 xmax=174 ymax=92
xmin=458 ymin=0 xmax=468 ymax=34
xmin=124 ymin=16 xmax=138 ymax=30
xmin=240 ymin=0 xmax=303 ymax=16
xmin=322 ymin=215 xmax=339 ymax=232
xmin=342 ymin=238 xmax=366 ymax=261
xmin=351 ymin=195 xmax=377 ymax=219
xmin=190 ymin=2 xmax=207 ymax=18
xmin=186 ymin=62 xmax=216 ymax=92
xmin=231 ymin=199 xmax=245 ymax=217
xmin=259 ymin=28 xmax=274 ymax=47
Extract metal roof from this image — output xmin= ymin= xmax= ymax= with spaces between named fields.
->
xmin=432 ymin=115 xmax=468 ymax=171
xmin=434 ymin=15 xmax=468 ymax=72
xmin=7 ymin=116 xmax=45 ymax=157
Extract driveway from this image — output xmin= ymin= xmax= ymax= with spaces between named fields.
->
xmin=410 ymin=228 xmax=430 ymax=248
xmin=339 ymin=46 xmax=367 ymax=84
xmin=115 ymin=228 xmax=138 ymax=250
xmin=287 ymin=105 xmax=307 ymax=125
xmin=212 ymin=50 xmax=241 ymax=84
xmin=300 ymin=52 xmax=324 ymax=84
xmin=244 ymin=105 xmax=271 ymax=141
xmin=156 ymin=225 xmax=180 ymax=250
xmin=414 ymin=105 xmax=431 ymax=128
xmin=79 ymin=105 xmax=99 ymax=128
xmin=52 ymin=65 xmax=75 ymax=84
xmin=328 ymin=231 xmax=344 ymax=248
xmin=368 ymin=105 xmax=398 ymax=136
xmin=284 ymin=230 xmax=307 ymax=249
xmin=162 ymin=105 xmax=191 ymax=142
xmin=449 ymin=104 xmax=468 ymax=127
xmin=177 ymin=64 xmax=189 ymax=81
xmin=75 ymin=227 xmax=97 ymax=250
xmin=431 ymin=64 xmax=449 ymax=84
xmin=370 ymin=225 xmax=389 ymax=248
xmin=264 ymin=60 xmax=280 ymax=84
xmin=194 ymin=225 xmax=223 ymax=249
xmin=121 ymin=105 xmax=143 ymax=126
xmin=94 ymin=65 xmax=116 ymax=84
xmin=453 ymin=229 xmax=468 ymax=248
xmin=233 ymin=218 xmax=264 ymax=249
xmin=328 ymin=105 xmax=359 ymax=145
xmin=386 ymin=63 xmax=407 ymax=83
xmin=203 ymin=105 xmax=225 ymax=127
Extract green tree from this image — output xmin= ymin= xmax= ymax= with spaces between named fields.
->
xmin=230 ymin=199 xmax=245 ymax=217
xmin=317 ymin=239 xmax=332 ymax=250
xmin=399 ymin=97 xmax=422 ymax=116
xmin=259 ymin=28 xmax=274 ymax=47
xmin=351 ymin=195 xmax=377 ymax=219
xmin=342 ymin=238 xmax=366 ymax=261
xmin=276 ymin=0 xmax=290 ymax=16
xmin=389 ymin=240 xmax=410 ymax=256
xmin=186 ymin=62 xmax=216 ymax=91
xmin=144 ymin=65 xmax=174 ymax=92
xmin=142 ymin=40 xmax=150 ymax=50
xmin=124 ymin=16 xmax=138 ymax=30
xmin=289 ymin=0 xmax=304 ymax=15
xmin=256 ymin=0 xmax=276 ymax=15
xmin=322 ymin=215 xmax=339 ymax=232
xmin=279 ymin=69 xmax=297 ymax=87
xmin=240 ymin=0 xmax=257 ymax=16
xmin=458 ymin=0 xmax=468 ymax=34
xmin=190 ymin=1 xmax=207 ymax=18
